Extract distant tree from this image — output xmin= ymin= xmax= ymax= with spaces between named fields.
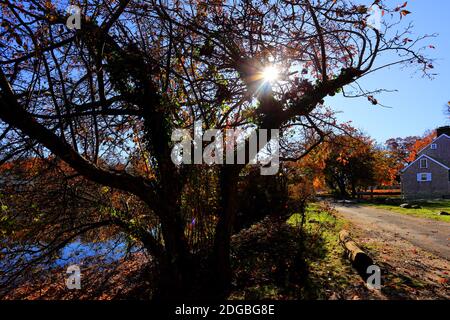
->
xmin=372 ymin=148 xmax=399 ymax=186
xmin=385 ymin=136 xmax=420 ymax=164
xmin=386 ymin=131 xmax=436 ymax=171
xmin=293 ymin=127 xmax=397 ymax=197
xmin=323 ymin=133 xmax=377 ymax=198
xmin=406 ymin=131 xmax=436 ymax=162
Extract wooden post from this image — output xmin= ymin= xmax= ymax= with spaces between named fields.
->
xmin=339 ymin=230 xmax=374 ymax=280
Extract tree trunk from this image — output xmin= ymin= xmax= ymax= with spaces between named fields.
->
xmin=151 ymin=186 xmax=197 ymax=300
xmin=350 ymin=181 xmax=357 ymax=199
xmin=336 ymin=177 xmax=348 ymax=199
xmin=211 ymin=166 xmax=241 ymax=299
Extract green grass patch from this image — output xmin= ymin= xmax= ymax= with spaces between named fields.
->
xmin=364 ymin=200 xmax=450 ymax=222
xmin=230 ymin=203 xmax=355 ymax=300
xmin=287 ymin=204 xmax=358 ymax=299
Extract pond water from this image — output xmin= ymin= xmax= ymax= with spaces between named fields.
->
xmin=0 ymin=237 xmax=139 ymax=274
xmin=53 ymin=238 xmax=133 ymax=266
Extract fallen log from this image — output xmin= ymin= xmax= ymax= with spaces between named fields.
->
xmin=339 ymin=230 xmax=373 ymax=280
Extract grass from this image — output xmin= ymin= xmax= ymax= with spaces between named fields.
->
xmin=287 ymin=204 xmax=362 ymax=299
xmin=230 ymin=203 xmax=357 ymax=300
xmin=363 ymin=200 xmax=450 ymax=222
xmin=230 ymin=203 xmax=380 ymax=300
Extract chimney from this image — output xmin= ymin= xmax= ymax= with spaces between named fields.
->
xmin=437 ymin=126 xmax=450 ymax=137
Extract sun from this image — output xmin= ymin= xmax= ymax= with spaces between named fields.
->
xmin=262 ymin=65 xmax=279 ymax=83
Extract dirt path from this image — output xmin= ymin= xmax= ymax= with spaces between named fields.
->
xmin=333 ymin=204 xmax=450 ymax=260
xmin=332 ymin=203 xmax=449 ymax=299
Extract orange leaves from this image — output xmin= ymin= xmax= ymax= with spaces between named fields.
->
xmin=395 ymin=2 xmax=411 ymax=18
xmin=44 ymin=1 xmax=55 ymax=10
xmin=312 ymin=177 xmax=325 ymax=190
xmin=0 ymin=162 xmax=13 ymax=173
xmin=395 ymin=2 xmax=408 ymax=12
xmin=400 ymin=10 xmax=411 ymax=17
xmin=405 ymin=131 xmax=436 ymax=163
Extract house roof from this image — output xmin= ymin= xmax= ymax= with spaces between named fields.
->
xmin=417 ymin=134 xmax=450 ymax=155
xmin=401 ymin=154 xmax=450 ymax=173
xmin=439 ymin=158 xmax=450 ymax=168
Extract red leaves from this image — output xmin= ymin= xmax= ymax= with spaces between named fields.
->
xmin=395 ymin=2 xmax=411 ymax=18
xmin=395 ymin=2 xmax=408 ymax=12
xmin=403 ymin=38 xmax=413 ymax=44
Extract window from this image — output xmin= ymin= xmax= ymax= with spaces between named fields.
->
xmin=431 ymin=144 xmax=437 ymax=150
xmin=417 ymin=173 xmax=432 ymax=182
xmin=420 ymin=158 xmax=428 ymax=169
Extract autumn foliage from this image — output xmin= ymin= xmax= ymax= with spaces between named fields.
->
xmin=0 ymin=0 xmax=436 ymax=299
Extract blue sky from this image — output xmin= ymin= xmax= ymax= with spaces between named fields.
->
xmin=325 ymin=0 xmax=450 ymax=144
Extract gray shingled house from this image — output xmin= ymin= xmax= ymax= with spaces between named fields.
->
xmin=401 ymin=127 xmax=450 ymax=199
